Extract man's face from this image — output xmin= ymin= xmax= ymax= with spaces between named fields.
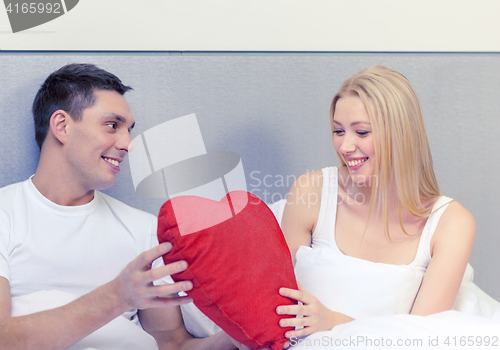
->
xmin=64 ymin=89 xmax=135 ymax=193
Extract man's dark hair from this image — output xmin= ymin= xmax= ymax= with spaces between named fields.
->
xmin=32 ymin=63 xmax=132 ymax=150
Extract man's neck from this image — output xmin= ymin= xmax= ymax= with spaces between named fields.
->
xmin=32 ymin=166 xmax=95 ymax=207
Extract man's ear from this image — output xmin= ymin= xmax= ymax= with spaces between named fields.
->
xmin=49 ymin=110 xmax=71 ymax=144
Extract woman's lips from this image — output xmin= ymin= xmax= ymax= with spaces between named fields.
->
xmin=346 ymin=157 xmax=368 ymax=171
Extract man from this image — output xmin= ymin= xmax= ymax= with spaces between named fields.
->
xmin=0 ymin=63 xmax=242 ymax=349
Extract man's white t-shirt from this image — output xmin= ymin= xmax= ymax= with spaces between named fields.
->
xmin=0 ymin=177 xmax=163 ymax=309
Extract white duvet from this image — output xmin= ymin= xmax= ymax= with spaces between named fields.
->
xmin=291 ymin=310 xmax=500 ymax=349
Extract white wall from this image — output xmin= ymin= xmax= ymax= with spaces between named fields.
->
xmin=1 ymin=0 xmax=498 ymax=310
xmin=0 ymin=52 xmax=499 ymax=301
xmin=0 ymin=0 xmax=499 ymax=51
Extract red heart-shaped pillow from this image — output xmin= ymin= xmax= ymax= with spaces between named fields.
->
xmin=158 ymin=191 xmax=297 ymax=350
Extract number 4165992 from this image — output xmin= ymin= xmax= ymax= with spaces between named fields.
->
xmin=5 ymin=2 xmax=62 ymax=14
xmin=444 ymin=336 xmax=498 ymax=347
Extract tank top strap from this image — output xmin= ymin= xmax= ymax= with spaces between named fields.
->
xmin=311 ymin=167 xmax=341 ymax=252
xmin=408 ymin=196 xmax=454 ymax=269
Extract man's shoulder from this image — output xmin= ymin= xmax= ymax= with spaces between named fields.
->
xmin=95 ymin=191 xmax=156 ymax=223
xmin=0 ymin=179 xmax=30 ymax=205
xmin=0 ymin=179 xmax=27 ymax=193
xmin=95 ymin=192 xmax=158 ymax=248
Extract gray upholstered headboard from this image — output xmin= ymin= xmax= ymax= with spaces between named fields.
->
xmin=1 ymin=52 xmax=499 ymax=300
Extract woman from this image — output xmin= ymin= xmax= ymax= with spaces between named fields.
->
xmin=275 ymin=65 xmax=476 ymax=339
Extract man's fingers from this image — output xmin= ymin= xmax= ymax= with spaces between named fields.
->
xmin=132 ymin=242 xmax=173 ymax=270
xmin=148 ymin=259 xmax=189 ymax=282
xmin=154 ymin=280 xmax=193 ymax=297
xmin=130 ymin=243 xmax=194 ymax=293
xmin=148 ymin=295 xmax=194 ymax=309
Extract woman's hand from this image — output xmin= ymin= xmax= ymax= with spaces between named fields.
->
xmin=276 ymin=282 xmax=352 ymax=338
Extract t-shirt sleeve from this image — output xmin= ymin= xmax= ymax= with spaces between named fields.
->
xmin=0 ymin=209 xmax=11 ymax=281
xmin=149 ymin=215 xmax=174 ymax=286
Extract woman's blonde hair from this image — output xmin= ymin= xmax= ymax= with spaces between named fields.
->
xmin=331 ymin=65 xmax=440 ymax=238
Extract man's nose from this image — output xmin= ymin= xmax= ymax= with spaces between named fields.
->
xmin=116 ymin=130 xmax=132 ymax=153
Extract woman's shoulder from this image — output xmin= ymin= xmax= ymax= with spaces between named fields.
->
xmin=294 ymin=166 xmax=342 ymax=185
xmin=286 ymin=169 xmax=326 ymax=211
xmin=431 ymin=198 xmax=475 ymax=253
xmin=292 ymin=169 xmax=325 ymax=192
xmin=438 ymin=199 xmax=475 ymax=229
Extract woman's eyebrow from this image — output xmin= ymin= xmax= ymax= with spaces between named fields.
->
xmin=332 ymin=120 xmax=371 ymax=126
xmin=350 ymin=121 xmax=371 ymax=126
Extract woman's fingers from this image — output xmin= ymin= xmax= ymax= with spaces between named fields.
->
xmin=284 ymin=326 xmax=315 ymax=339
xmin=276 ymin=303 xmax=307 ymax=316
xmin=279 ymin=315 xmax=310 ymax=328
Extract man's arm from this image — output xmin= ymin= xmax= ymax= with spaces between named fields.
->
xmin=139 ymin=306 xmax=249 ymax=350
xmin=0 ymin=242 xmax=193 ymax=350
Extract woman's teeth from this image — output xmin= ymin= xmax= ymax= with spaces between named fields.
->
xmin=348 ymin=158 xmax=367 ymax=167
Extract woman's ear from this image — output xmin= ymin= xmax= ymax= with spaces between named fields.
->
xmin=49 ymin=110 xmax=70 ymax=144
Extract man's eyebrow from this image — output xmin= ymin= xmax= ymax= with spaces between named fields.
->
xmin=109 ymin=114 xmax=135 ymax=130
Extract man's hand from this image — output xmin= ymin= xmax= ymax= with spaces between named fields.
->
xmin=111 ymin=242 xmax=194 ymax=311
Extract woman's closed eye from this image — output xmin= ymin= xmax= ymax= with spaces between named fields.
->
xmin=356 ymin=130 xmax=370 ymax=137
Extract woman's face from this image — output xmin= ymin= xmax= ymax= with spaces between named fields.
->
xmin=332 ymin=95 xmax=376 ymax=185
